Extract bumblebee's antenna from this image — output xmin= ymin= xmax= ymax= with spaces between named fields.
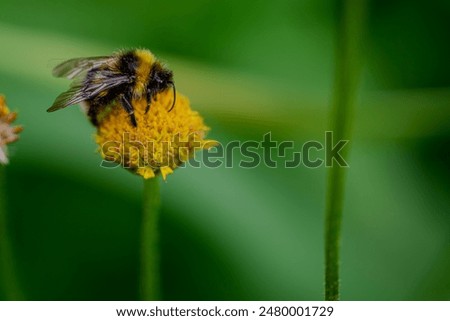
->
xmin=168 ymin=82 xmax=176 ymax=112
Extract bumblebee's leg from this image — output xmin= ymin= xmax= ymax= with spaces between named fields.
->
xmin=120 ymin=94 xmax=137 ymax=127
xmin=145 ymin=90 xmax=153 ymax=114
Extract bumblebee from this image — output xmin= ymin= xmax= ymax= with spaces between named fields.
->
xmin=47 ymin=49 xmax=176 ymax=127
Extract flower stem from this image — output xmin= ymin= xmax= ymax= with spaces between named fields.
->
xmin=140 ymin=178 xmax=161 ymax=300
xmin=0 ymin=166 xmax=23 ymax=300
xmin=324 ymin=0 xmax=366 ymax=301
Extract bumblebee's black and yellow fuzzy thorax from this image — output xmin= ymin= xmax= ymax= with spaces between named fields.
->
xmin=48 ymin=49 xmax=176 ymax=127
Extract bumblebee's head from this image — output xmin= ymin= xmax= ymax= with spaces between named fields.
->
xmin=148 ymin=63 xmax=173 ymax=91
xmin=149 ymin=63 xmax=176 ymax=111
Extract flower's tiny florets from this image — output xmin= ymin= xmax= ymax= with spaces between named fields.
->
xmin=96 ymin=90 xmax=216 ymax=180
xmin=0 ymin=95 xmax=23 ymax=165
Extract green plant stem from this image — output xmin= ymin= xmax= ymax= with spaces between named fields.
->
xmin=0 ymin=166 xmax=23 ymax=300
xmin=324 ymin=0 xmax=366 ymax=301
xmin=140 ymin=178 xmax=161 ymax=300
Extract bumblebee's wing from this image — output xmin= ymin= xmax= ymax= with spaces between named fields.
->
xmin=47 ymin=82 xmax=86 ymax=112
xmin=47 ymin=71 xmax=131 ymax=112
xmin=52 ymin=56 xmax=111 ymax=79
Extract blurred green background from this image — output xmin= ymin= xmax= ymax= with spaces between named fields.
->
xmin=0 ymin=0 xmax=449 ymax=300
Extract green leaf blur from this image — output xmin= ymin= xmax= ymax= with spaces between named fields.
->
xmin=0 ymin=0 xmax=449 ymax=300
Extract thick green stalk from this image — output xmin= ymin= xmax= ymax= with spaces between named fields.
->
xmin=0 ymin=166 xmax=23 ymax=300
xmin=140 ymin=178 xmax=161 ymax=300
xmin=324 ymin=0 xmax=366 ymax=301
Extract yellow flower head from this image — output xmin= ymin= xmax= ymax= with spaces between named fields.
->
xmin=96 ymin=90 xmax=216 ymax=180
xmin=0 ymin=95 xmax=23 ymax=165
